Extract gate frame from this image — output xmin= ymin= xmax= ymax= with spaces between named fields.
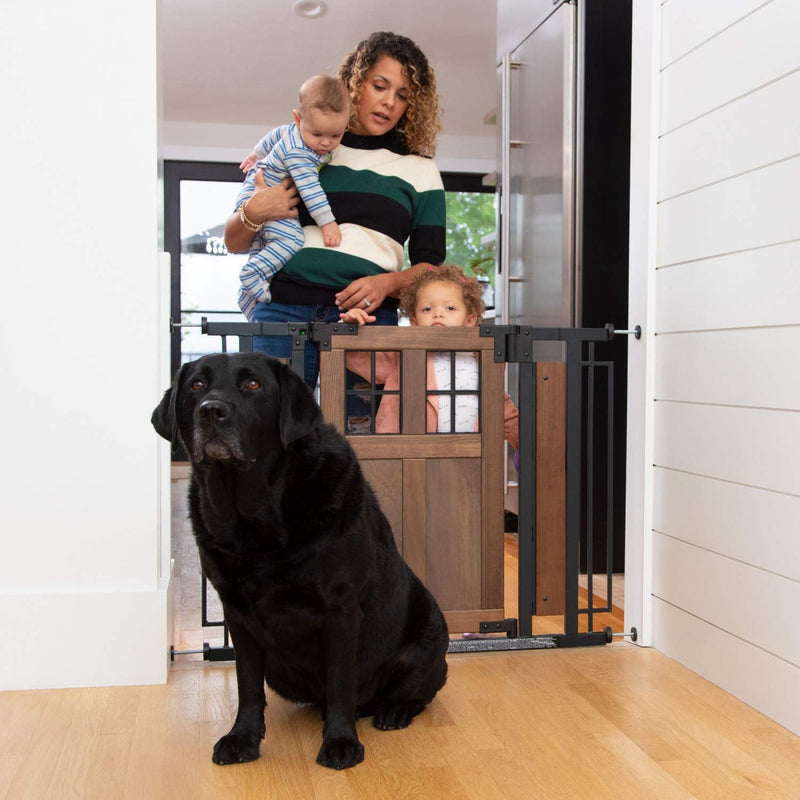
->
xmin=170 ymin=318 xmax=638 ymax=660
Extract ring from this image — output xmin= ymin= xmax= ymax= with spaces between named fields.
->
xmin=362 ymin=298 xmax=370 ymax=307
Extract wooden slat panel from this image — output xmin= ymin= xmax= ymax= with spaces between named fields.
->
xmin=480 ymin=350 xmax=505 ymax=610
xmin=348 ymin=435 xmax=481 ymax=459
xmin=330 ymin=326 xmax=496 ymax=351
xmin=360 ymin=460 xmax=403 ymax=551
xmin=654 ymin=468 xmax=800 ymax=582
xmin=318 ymin=349 xmax=346 ymax=435
xmin=654 ymin=402 xmax=800 ymax=496
xmin=657 ymin=158 xmax=800 ymax=267
xmin=659 ymin=72 xmax=800 ymax=200
xmin=660 ymin=0 xmax=800 ymax=133
xmin=655 ymin=242 xmax=800 ymax=332
xmin=655 ymin=328 xmax=800 ymax=409
xmin=425 ymin=459 xmax=482 ymax=611
xmin=652 ymin=534 xmax=800 ymax=668
xmin=401 ymin=459 xmax=426 ymax=581
xmin=534 ymin=362 xmax=565 ymax=615
xmin=401 ymin=349 xmax=427 ymax=435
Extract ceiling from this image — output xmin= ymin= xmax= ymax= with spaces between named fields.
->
xmin=161 ymin=0 xmax=499 ymax=155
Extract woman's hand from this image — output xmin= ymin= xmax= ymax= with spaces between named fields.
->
xmin=334 ymin=273 xmax=394 ymax=313
xmin=248 ymin=172 xmax=300 ymax=221
xmin=223 ymin=174 xmax=300 ymax=252
xmin=334 ymin=262 xmax=437 ymax=312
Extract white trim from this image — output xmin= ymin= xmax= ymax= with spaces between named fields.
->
xmin=624 ymin=0 xmax=661 ymax=647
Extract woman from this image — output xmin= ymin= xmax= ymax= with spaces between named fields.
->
xmin=223 ymin=31 xmax=446 ymax=396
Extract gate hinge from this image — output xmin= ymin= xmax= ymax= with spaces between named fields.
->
xmin=310 ymin=322 xmax=360 ymax=351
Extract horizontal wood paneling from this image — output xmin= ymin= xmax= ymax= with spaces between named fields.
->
xmin=660 ymin=0 xmax=800 ymax=133
xmin=652 ymin=533 xmax=800 ymax=667
xmin=653 ymin=598 xmax=800 ymax=736
xmin=655 ymin=328 xmax=800 ymax=408
xmin=660 ymin=0 xmax=769 ymax=67
xmin=655 ymin=242 xmax=800 ymax=332
xmin=653 ymin=468 xmax=800 ymax=581
xmin=659 ymin=70 xmax=800 ymax=200
xmin=653 ymin=401 xmax=800 ymax=495
xmin=650 ymin=0 xmax=800 ymax=740
xmin=657 ymin=156 xmax=800 ymax=266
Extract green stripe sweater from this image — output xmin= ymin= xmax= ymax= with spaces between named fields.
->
xmin=236 ymin=130 xmax=446 ymax=307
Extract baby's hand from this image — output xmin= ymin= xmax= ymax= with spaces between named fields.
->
xmin=239 ymin=152 xmax=259 ymax=173
xmin=339 ymin=307 xmax=375 ymax=325
xmin=322 ymin=221 xmax=341 ymax=247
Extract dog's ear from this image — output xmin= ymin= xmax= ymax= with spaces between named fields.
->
xmin=275 ymin=359 xmax=322 ymax=447
xmin=151 ymin=363 xmax=186 ymax=443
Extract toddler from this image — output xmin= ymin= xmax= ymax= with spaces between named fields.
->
xmin=237 ymin=75 xmax=350 ymax=320
xmin=341 ymin=264 xmax=519 ymax=445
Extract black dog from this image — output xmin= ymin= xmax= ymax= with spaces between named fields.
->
xmin=152 ymin=352 xmax=448 ymax=770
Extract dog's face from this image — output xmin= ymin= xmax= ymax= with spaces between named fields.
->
xmin=151 ymin=353 xmax=321 ymax=467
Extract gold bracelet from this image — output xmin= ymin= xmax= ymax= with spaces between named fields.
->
xmin=238 ymin=201 xmax=262 ymax=232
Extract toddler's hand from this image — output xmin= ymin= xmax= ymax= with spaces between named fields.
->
xmin=339 ymin=307 xmax=375 ymax=325
xmin=239 ymin=152 xmax=259 ymax=173
xmin=323 ymin=221 xmax=341 ymax=247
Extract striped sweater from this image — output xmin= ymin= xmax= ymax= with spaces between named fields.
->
xmin=235 ymin=129 xmax=446 ymax=307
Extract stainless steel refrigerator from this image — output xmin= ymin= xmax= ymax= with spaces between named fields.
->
xmin=496 ymin=0 xmax=632 ymax=573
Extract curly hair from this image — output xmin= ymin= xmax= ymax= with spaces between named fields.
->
xmin=399 ymin=264 xmax=486 ymax=324
xmin=339 ymin=31 xmax=442 ymax=158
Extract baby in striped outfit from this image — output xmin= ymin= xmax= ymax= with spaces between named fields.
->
xmin=237 ymin=75 xmax=350 ymax=314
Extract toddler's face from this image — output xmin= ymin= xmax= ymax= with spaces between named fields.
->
xmin=410 ymin=280 xmax=477 ymax=328
xmin=295 ymin=108 xmax=349 ymax=156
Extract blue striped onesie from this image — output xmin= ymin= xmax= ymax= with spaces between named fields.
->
xmin=238 ymin=123 xmax=334 ymax=316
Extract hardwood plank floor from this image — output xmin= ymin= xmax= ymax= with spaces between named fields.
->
xmin=2 ymin=644 xmax=800 ymax=799
xmin=7 ymin=468 xmax=777 ymax=797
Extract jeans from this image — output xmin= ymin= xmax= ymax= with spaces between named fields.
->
xmin=251 ymin=301 xmax=397 ymax=424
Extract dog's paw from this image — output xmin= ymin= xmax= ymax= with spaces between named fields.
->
xmin=372 ymin=704 xmax=423 ymax=731
xmin=212 ymin=732 xmax=262 ymax=765
xmin=316 ymin=734 xmax=365 ymax=770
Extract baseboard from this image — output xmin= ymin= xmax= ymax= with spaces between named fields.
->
xmin=0 ymin=580 xmax=173 ymax=691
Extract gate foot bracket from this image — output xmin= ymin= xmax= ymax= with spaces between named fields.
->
xmin=479 ymin=617 xmax=518 ymax=638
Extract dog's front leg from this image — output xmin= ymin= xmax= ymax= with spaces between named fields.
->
xmin=316 ymin=600 xmax=364 ymax=770
xmin=212 ymin=614 xmax=267 ymax=765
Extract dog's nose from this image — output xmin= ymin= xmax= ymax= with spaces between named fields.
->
xmin=198 ymin=399 xmax=231 ymax=424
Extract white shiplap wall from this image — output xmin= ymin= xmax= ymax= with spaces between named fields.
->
xmin=648 ymin=0 xmax=800 ymax=734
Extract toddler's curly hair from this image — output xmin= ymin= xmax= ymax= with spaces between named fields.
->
xmin=399 ymin=263 xmax=485 ymax=324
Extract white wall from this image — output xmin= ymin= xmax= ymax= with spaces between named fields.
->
xmin=0 ymin=0 xmax=171 ymax=689
xmin=629 ymin=0 xmax=800 ymax=734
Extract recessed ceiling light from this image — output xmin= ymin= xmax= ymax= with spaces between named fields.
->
xmin=293 ymin=0 xmax=328 ymax=18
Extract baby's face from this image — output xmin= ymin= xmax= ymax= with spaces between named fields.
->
xmin=295 ymin=108 xmax=349 ymax=156
xmin=410 ymin=280 xmax=477 ymax=328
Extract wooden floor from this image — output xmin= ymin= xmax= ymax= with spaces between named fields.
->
xmin=3 ymin=471 xmax=800 ymax=797
xmin=3 ymin=644 xmax=800 ymax=799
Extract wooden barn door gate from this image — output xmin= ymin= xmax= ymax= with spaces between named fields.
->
xmin=171 ymin=319 xmax=638 ymax=660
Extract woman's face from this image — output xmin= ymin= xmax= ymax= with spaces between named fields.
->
xmin=350 ymin=55 xmax=410 ymax=137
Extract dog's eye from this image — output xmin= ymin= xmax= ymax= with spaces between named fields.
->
xmin=190 ymin=379 xmax=205 ymax=391
xmin=245 ymin=379 xmax=261 ymax=391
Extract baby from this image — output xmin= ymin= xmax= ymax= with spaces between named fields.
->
xmin=237 ymin=75 xmax=350 ymax=320
xmin=341 ymin=263 xmax=519 ymax=445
